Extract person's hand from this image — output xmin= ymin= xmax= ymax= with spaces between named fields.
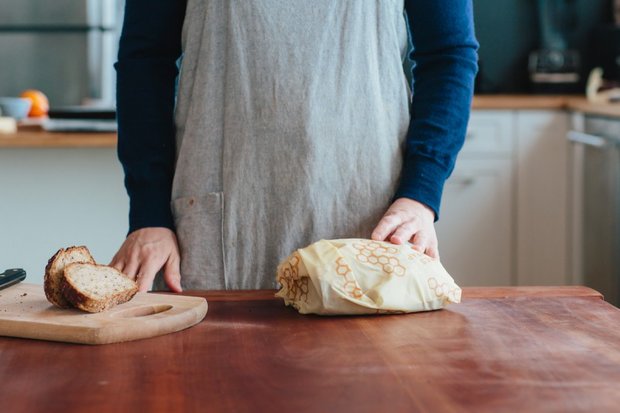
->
xmin=110 ymin=227 xmax=183 ymax=293
xmin=371 ymin=198 xmax=439 ymax=259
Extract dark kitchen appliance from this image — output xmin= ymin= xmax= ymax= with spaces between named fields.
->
xmin=592 ymin=0 xmax=620 ymax=83
xmin=529 ymin=0 xmax=581 ymax=93
xmin=592 ymin=26 xmax=620 ymax=82
xmin=568 ymin=117 xmax=620 ymax=306
xmin=0 ymin=0 xmax=120 ymax=107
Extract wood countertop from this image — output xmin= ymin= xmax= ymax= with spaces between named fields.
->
xmin=473 ymin=94 xmax=573 ymax=110
xmin=0 ymin=128 xmax=116 ymax=148
xmin=473 ymin=94 xmax=620 ymax=118
xmin=1 ymin=286 xmax=619 ymax=413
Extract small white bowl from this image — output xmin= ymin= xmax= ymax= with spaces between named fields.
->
xmin=0 ymin=97 xmax=32 ymax=120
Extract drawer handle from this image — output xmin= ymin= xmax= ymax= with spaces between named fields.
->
xmin=567 ymin=131 xmax=608 ymax=148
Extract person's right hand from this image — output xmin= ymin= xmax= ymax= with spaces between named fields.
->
xmin=109 ymin=227 xmax=183 ymax=293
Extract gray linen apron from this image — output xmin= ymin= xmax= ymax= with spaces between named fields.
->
xmin=165 ymin=0 xmax=411 ymax=290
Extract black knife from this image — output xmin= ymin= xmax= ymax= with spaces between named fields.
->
xmin=0 ymin=268 xmax=26 ymax=290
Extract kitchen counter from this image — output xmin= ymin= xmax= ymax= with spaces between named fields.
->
xmin=473 ymin=94 xmax=620 ymax=118
xmin=0 ymin=127 xmax=116 ymax=148
xmin=473 ymin=94 xmax=573 ymax=110
xmin=1 ymin=286 xmax=619 ymax=412
xmin=0 ymin=96 xmax=618 ymax=149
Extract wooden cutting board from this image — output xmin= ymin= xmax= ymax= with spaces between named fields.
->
xmin=0 ymin=283 xmax=208 ymax=345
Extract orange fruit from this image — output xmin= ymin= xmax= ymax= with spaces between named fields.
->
xmin=20 ymin=89 xmax=49 ymax=117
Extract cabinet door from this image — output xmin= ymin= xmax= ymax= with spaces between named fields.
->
xmin=435 ymin=159 xmax=513 ymax=287
xmin=461 ymin=110 xmax=513 ymax=156
xmin=515 ymin=111 xmax=569 ymax=286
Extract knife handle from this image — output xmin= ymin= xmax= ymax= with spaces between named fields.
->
xmin=0 ymin=268 xmax=27 ymax=290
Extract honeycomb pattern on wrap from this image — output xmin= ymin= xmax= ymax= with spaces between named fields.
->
xmin=335 ymin=257 xmax=363 ymax=299
xmin=352 ymin=240 xmax=406 ymax=276
xmin=428 ymin=277 xmax=460 ymax=302
xmin=277 ymin=252 xmax=309 ymax=303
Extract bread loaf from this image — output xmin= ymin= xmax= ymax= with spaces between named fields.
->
xmin=44 ymin=246 xmax=96 ymax=308
xmin=61 ymin=263 xmax=138 ymax=313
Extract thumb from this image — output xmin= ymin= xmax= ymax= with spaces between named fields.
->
xmin=163 ymin=255 xmax=183 ymax=293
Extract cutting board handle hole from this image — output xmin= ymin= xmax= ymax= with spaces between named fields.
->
xmin=112 ymin=304 xmax=173 ymax=318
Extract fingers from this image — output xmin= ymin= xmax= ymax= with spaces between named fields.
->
xmin=109 ymin=253 xmax=123 ymax=272
xmin=378 ymin=218 xmax=440 ymax=258
xmin=136 ymin=253 xmax=182 ymax=293
xmin=371 ymin=213 xmax=402 ymax=241
xmin=389 ymin=221 xmax=417 ymax=245
xmin=121 ymin=256 xmax=140 ymax=280
xmin=372 ymin=198 xmax=441 ymax=259
xmin=108 ymin=228 xmax=183 ymax=292
xmin=411 ymin=232 xmax=439 ymax=259
xmin=136 ymin=260 xmax=160 ymax=293
xmin=109 ymin=251 xmax=140 ymax=280
xmin=163 ymin=255 xmax=183 ymax=293
xmin=410 ymin=231 xmax=427 ymax=252
xmin=426 ymin=245 xmax=440 ymax=260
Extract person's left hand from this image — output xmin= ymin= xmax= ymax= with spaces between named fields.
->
xmin=371 ymin=198 xmax=439 ymax=259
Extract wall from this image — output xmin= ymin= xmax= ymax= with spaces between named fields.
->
xmin=0 ymin=148 xmax=128 ymax=285
xmin=474 ymin=0 xmax=610 ymax=93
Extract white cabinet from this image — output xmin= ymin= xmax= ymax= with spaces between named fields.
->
xmin=514 ymin=111 xmax=570 ymax=286
xmin=461 ymin=110 xmax=513 ymax=156
xmin=436 ymin=111 xmax=514 ymax=286
xmin=436 ymin=109 xmax=570 ymax=287
xmin=437 ymin=158 xmax=513 ymax=286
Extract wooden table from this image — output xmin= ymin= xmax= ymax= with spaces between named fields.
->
xmin=1 ymin=287 xmax=619 ymax=413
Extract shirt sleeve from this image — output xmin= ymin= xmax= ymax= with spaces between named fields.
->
xmin=398 ymin=0 xmax=479 ymax=220
xmin=114 ymin=0 xmax=187 ymax=234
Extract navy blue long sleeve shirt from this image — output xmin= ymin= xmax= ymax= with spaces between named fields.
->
xmin=115 ymin=0 xmax=479 ymax=234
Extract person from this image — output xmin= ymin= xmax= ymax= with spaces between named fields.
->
xmin=111 ymin=0 xmax=478 ymax=292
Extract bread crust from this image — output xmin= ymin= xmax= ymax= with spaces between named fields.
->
xmin=44 ymin=246 xmax=95 ymax=308
xmin=60 ymin=263 xmax=138 ymax=313
xmin=44 ymin=248 xmax=67 ymax=307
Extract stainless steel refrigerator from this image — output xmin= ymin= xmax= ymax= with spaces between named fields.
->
xmin=0 ymin=0 xmax=120 ymax=107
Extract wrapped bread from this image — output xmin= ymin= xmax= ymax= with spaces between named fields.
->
xmin=276 ymin=239 xmax=461 ymax=315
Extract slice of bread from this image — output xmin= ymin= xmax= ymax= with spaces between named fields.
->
xmin=44 ymin=246 xmax=96 ymax=308
xmin=61 ymin=263 xmax=138 ymax=313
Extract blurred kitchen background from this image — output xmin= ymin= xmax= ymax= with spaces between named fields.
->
xmin=0 ymin=0 xmax=619 ymax=305
xmin=475 ymin=0 xmax=610 ymax=94
xmin=0 ymin=0 xmax=122 ymax=107
xmin=0 ymin=0 xmax=613 ymax=105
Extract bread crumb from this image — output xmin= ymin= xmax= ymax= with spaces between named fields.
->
xmin=20 ymin=293 xmax=27 ymax=297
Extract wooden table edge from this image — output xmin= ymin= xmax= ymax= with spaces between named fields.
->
xmin=461 ymin=285 xmax=603 ymax=300
xmin=158 ymin=285 xmax=603 ymax=302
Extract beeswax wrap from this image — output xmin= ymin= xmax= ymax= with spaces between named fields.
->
xmin=275 ymin=239 xmax=461 ymax=315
